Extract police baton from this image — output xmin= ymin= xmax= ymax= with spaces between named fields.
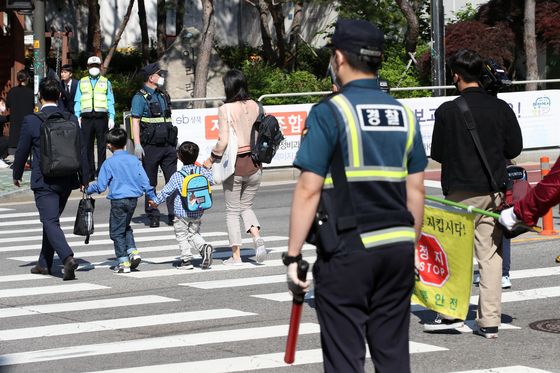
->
xmin=284 ymin=259 xmax=309 ymax=364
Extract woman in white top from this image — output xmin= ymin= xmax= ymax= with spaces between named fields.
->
xmin=203 ymin=69 xmax=266 ymax=265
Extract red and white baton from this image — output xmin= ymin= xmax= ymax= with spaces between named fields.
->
xmin=284 ymin=259 xmax=309 ymax=364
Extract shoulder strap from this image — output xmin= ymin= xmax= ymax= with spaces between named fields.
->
xmin=178 ymin=169 xmax=188 ymax=178
xmin=34 ymin=111 xmax=48 ymax=122
xmin=455 ymin=96 xmax=500 ymax=191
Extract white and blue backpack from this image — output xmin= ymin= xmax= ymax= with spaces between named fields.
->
xmin=179 ymin=167 xmax=212 ymax=212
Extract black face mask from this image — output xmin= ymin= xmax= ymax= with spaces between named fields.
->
xmin=327 ymin=62 xmax=340 ymax=91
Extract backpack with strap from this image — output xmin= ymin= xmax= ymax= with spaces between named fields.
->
xmin=179 ymin=167 xmax=213 ymax=212
xmin=35 ymin=111 xmax=81 ymax=178
xmin=250 ymin=103 xmax=284 ymax=164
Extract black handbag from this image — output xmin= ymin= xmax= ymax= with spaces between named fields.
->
xmin=74 ymin=193 xmax=95 ymax=244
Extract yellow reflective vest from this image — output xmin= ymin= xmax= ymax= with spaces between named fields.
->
xmin=79 ymin=76 xmax=108 ymax=113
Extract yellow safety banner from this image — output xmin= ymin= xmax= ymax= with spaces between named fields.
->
xmin=412 ymin=205 xmax=474 ymax=320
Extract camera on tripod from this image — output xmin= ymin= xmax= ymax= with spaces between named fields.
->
xmin=480 ymin=60 xmax=512 ymax=96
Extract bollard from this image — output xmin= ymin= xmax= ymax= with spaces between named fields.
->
xmin=539 ymin=157 xmax=558 ymax=235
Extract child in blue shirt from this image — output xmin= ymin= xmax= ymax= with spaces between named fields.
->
xmin=149 ymin=141 xmax=214 ymax=269
xmin=87 ymin=128 xmax=155 ymax=273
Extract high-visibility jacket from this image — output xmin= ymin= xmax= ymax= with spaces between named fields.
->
xmin=79 ymin=76 xmax=108 ymax=113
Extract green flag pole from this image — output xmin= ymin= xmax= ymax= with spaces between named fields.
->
xmin=425 ymin=195 xmax=542 ymax=233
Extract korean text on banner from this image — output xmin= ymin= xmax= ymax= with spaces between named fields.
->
xmin=412 ymin=205 xmax=474 ymax=320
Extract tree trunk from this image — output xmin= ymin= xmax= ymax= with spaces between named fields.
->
xmin=396 ymin=0 xmax=419 ymax=55
xmin=524 ymin=0 xmax=538 ymax=91
xmin=287 ymin=1 xmax=303 ymax=53
xmin=138 ymin=0 xmax=150 ymax=64
xmin=157 ymin=0 xmax=167 ymax=57
xmin=193 ymin=0 xmax=215 ymax=109
xmin=86 ymin=0 xmax=101 ymax=57
xmin=176 ymin=0 xmax=185 ymax=36
xmin=102 ymin=0 xmax=135 ymax=74
xmin=245 ymin=0 xmax=275 ymax=65
xmin=266 ymin=0 xmax=286 ymax=67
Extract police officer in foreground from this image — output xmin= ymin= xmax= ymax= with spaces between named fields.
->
xmin=285 ymin=19 xmax=427 ymax=372
xmin=131 ymin=63 xmax=177 ymax=228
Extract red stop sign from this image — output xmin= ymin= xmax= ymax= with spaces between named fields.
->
xmin=416 ymin=233 xmax=450 ymax=287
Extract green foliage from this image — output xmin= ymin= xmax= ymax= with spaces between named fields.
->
xmin=380 ymin=44 xmax=431 ymax=98
xmin=449 ymin=2 xmax=478 ymax=24
xmin=106 ymin=73 xmax=144 ymax=124
xmin=240 ymin=61 xmax=331 ymax=105
xmin=214 ymin=43 xmax=261 ymax=69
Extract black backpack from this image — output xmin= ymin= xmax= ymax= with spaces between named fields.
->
xmin=250 ymin=103 xmax=284 ymax=164
xmin=35 ymin=111 xmax=81 ymax=177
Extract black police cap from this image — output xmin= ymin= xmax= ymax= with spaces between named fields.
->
xmin=329 ymin=19 xmax=384 ymax=58
xmin=141 ymin=62 xmax=167 ymax=79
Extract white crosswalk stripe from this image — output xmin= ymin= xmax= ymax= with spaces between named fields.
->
xmin=0 ymin=283 xmax=109 ymax=298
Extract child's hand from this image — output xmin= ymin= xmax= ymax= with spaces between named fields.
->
xmin=148 ymin=200 xmax=158 ymax=208
xmin=203 ymin=158 xmax=213 ymax=169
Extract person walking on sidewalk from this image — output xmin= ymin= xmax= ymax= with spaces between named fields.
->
xmin=203 ymin=69 xmax=266 ymax=266
xmin=12 ymin=78 xmax=89 ymax=281
xmin=75 ymin=56 xmax=116 ymax=180
xmin=149 ymin=141 xmax=214 ymax=270
xmin=86 ymin=128 xmax=156 ymax=273
xmin=6 ymin=69 xmax=34 ymax=160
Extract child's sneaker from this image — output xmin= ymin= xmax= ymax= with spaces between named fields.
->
xmin=223 ymin=257 xmax=243 ymax=266
xmin=200 ymin=244 xmax=213 ymax=270
xmin=129 ymin=250 xmax=142 ymax=270
xmin=114 ymin=262 xmax=131 ymax=273
xmin=177 ymin=259 xmax=194 ymax=270
xmin=255 ymin=238 xmax=266 ymax=263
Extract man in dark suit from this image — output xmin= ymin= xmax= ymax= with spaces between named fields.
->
xmin=60 ymin=64 xmax=78 ymax=114
xmin=12 ymin=78 xmax=89 ymax=281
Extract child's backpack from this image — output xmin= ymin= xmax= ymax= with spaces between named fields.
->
xmin=36 ymin=111 xmax=81 ymax=178
xmin=179 ymin=167 xmax=212 ymax=212
xmin=250 ymin=104 xmax=284 ymax=164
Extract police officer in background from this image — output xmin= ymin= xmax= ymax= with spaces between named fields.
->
xmin=75 ymin=56 xmax=116 ymax=180
xmin=285 ymin=19 xmax=427 ymax=372
xmin=131 ymin=63 xmax=177 ymax=228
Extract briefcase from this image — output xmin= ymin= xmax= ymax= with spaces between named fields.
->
xmin=74 ymin=194 xmax=95 ymax=244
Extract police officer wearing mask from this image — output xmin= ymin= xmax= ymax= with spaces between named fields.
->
xmin=285 ymin=19 xmax=427 ymax=372
xmin=131 ymin=63 xmax=178 ymax=228
xmin=74 ymin=56 xmax=116 ymax=180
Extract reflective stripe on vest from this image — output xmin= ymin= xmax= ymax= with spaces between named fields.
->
xmin=323 ymin=96 xmax=416 ymax=187
xmin=141 ymin=117 xmax=172 ymax=123
xmin=360 ymin=226 xmax=416 ymax=249
xmin=80 ymin=76 xmax=108 ymax=113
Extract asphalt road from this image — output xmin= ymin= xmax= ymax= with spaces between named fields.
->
xmin=0 ymin=182 xmax=559 ymax=373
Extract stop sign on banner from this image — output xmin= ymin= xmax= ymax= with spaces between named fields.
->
xmin=417 ymin=233 xmax=450 ymax=287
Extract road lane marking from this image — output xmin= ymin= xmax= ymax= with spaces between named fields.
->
xmin=0 ymin=323 xmax=321 ymax=366
xmin=0 ymin=274 xmax=55 ymax=283
xmin=84 ymin=343 xmax=448 ymax=373
xmin=451 ymin=366 xmax=552 ymax=373
xmin=0 ymin=295 xmax=179 ymax=319
xmin=184 ymin=272 xmax=315 ymax=290
xmin=0 ymin=309 xmax=255 ymax=341
xmin=0 ymin=283 xmax=109 ymax=298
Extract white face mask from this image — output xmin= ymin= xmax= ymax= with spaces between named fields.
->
xmin=156 ymin=76 xmax=165 ymax=86
xmin=89 ymin=67 xmax=100 ymax=76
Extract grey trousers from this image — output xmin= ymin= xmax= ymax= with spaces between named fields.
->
xmin=173 ymin=216 xmax=205 ymax=260
xmin=223 ymin=170 xmax=262 ymax=246
xmin=447 ymin=190 xmax=503 ymax=328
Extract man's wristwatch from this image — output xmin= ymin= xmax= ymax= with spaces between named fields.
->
xmin=282 ymin=252 xmax=302 ymax=266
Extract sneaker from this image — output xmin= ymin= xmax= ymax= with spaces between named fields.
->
xmin=129 ymin=250 xmax=142 ymax=270
xmin=200 ymin=244 xmax=213 ymax=269
xmin=114 ymin=262 xmax=131 ymax=273
xmin=423 ymin=314 xmax=464 ymax=331
xmin=254 ymin=238 xmax=266 ymax=263
xmin=474 ymin=326 xmax=499 ymax=339
xmin=473 ymin=273 xmax=480 ymax=285
xmin=223 ymin=257 xmax=243 ymax=266
xmin=0 ymin=159 xmax=9 ymax=169
xmin=177 ymin=259 xmax=194 ymax=270
xmin=502 ymin=275 xmax=511 ymax=289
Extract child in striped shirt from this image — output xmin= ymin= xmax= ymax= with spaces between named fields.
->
xmin=149 ymin=141 xmax=214 ymax=269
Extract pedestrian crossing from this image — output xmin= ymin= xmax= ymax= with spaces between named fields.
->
xmin=0 ymin=203 xmax=557 ymax=372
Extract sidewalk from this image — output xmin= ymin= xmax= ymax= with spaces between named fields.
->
xmin=0 ymin=167 xmax=30 ymax=200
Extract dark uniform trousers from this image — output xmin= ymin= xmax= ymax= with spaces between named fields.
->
xmin=143 ymin=143 xmax=177 ymax=218
xmin=313 ymin=242 xmax=415 ymax=373
xmin=81 ymin=114 xmax=108 ymax=179
xmin=34 ymin=186 xmax=74 ymax=271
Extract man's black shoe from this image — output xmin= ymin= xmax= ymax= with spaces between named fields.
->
xmin=30 ymin=265 xmax=49 ymax=275
xmin=474 ymin=326 xmax=499 ymax=339
xmin=149 ymin=217 xmax=160 ymax=228
xmin=167 ymin=214 xmax=175 ymax=226
xmin=63 ymin=256 xmax=78 ymax=281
